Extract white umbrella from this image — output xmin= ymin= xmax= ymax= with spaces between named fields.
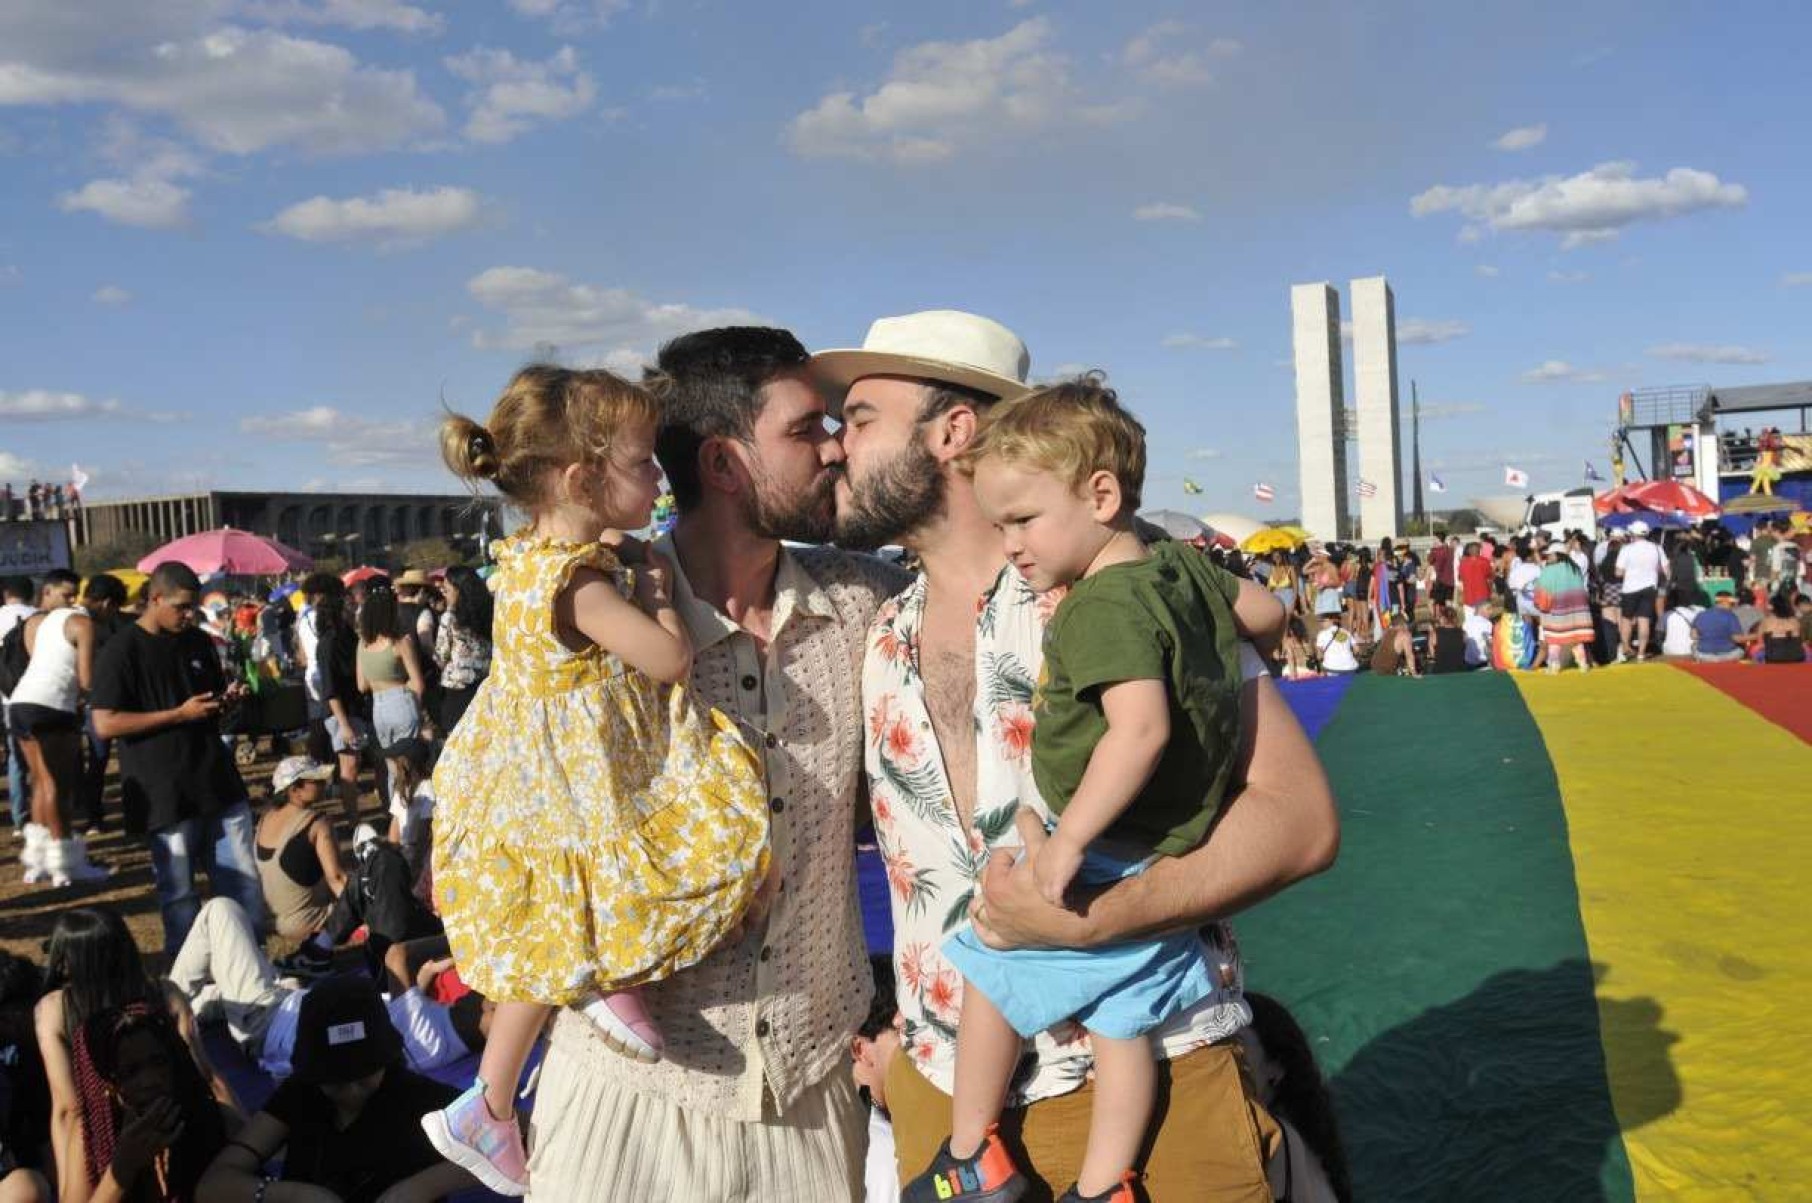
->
xmin=1199 ymin=512 xmax=1265 ymax=544
xmin=1138 ymin=509 xmax=1216 ymax=541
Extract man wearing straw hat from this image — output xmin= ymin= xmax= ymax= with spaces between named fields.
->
xmin=823 ymin=310 xmax=1340 ymax=1200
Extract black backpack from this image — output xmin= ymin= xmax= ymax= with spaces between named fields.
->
xmin=0 ymin=622 xmax=29 ymax=698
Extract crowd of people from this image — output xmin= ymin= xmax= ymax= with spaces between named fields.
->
xmin=1255 ymin=516 xmax=1809 ymax=679
xmin=3 ymin=304 xmax=1800 ymax=1202
xmin=0 ymin=484 xmax=80 ymax=525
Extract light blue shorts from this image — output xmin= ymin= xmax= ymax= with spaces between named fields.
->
xmin=943 ymin=842 xmax=1214 ymax=1041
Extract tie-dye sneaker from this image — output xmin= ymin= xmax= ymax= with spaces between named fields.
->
xmin=421 ymin=1077 xmax=529 ymax=1197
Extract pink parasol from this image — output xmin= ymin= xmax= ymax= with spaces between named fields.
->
xmin=138 ymin=528 xmax=314 ymax=575
xmin=1593 ymin=480 xmax=1720 ymax=519
xmin=342 ymin=566 xmax=386 ymax=587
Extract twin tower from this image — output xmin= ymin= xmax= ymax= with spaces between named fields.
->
xmin=1291 ymin=276 xmax=1404 ymax=541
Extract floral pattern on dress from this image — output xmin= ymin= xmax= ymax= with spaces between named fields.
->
xmin=431 ymin=533 xmax=771 ymax=1006
xmin=863 ymin=565 xmax=1251 ymax=1106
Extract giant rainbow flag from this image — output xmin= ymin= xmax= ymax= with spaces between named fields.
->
xmin=1244 ymin=664 xmax=1811 ymax=1199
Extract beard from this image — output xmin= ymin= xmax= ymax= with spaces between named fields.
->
xmin=835 ymin=436 xmax=945 ymax=551
xmin=741 ymin=461 xmax=839 ymax=544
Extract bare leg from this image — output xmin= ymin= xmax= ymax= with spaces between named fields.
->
xmin=335 ymin=750 xmax=360 ymax=824
xmin=949 ymin=984 xmax=1023 ymax=1159
xmin=1076 ymin=1034 xmax=1156 ymax=1196
xmin=478 ymin=1000 xmax=550 ymax=1119
xmin=17 ymin=737 xmax=62 ymax=839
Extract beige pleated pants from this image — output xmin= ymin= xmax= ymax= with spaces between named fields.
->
xmin=526 ymin=1024 xmax=867 ymax=1202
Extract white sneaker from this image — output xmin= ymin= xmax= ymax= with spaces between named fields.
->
xmin=20 ymin=824 xmax=50 ymax=885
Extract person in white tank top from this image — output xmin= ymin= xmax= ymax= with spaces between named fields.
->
xmin=9 ymin=571 xmax=108 ymax=888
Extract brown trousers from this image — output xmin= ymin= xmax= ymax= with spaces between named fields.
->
xmin=886 ymin=1040 xmax=1280 ymax=1201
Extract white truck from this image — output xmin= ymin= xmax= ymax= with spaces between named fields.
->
xmin=1521 ymin=487 xmax=1599 ymax=542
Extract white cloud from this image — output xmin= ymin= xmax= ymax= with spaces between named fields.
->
xmin=0 ymin=20 xmax=446 ymax=156
xmin=505 ymin=0 xmax=628 ymax=33
xmin=1548 ymin=269 xmax=1589 ymax=283
xmin=465 ymin=266 xmax=762 ymax=363
xmin=0 ymin=451 xmax=39 ymax=479
xmin=445 ymin=45 xmax=596 ymax=144
xmin=59 ymin=176 xmax=190 ymax=227
xmin=1161 ymin=333 xmax=1237 ymax=350
xmin=1122 ymin=21 xmax=1228 ymax=88
xmin=238 ymin=0 xmax=444 ymax=34
xmin=1781 ymin=272 xmax=1812 ymax=287
xmin=1493 ymin=123 xmax=1546 ymax=151
xmin=261 ymin=185 xmax=486 ymax=250
xmin=92 ymin=284 xmax=132 ymax=305
xmin=786 ymin=19 xmax=1101 ymax=164
xmin=239 ymin=405 xmax=439 ymax=468
xmin=0 ymin=388 xmax=179 ymax=421
xmin=1476 ymin=264 xmax=1500 ymax=278
xmin=1647 ymin=343 xmax=1769 ymax=366
xmin=1133 ymin=202 xmax=1200 ymax=222
xmin=1397 ymin=318 xmax=1470 ymax=345
xmin=1521 ymin=360 xmax=1605 ymax=384
xmin=1410 ymin=161 xmax=1747 ymax=248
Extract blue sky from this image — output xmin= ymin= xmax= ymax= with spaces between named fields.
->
xmin=2 ymin=0 xmax=1807 ymax=520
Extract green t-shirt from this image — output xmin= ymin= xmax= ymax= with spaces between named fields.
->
xmin=1032 ymin=540 xmax=1246 ymax=858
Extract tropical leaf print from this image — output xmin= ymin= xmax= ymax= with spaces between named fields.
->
xmin=981 ymin=651 xmax=1035 ymax=709
xmin=883 ymin=848 xmax=939 ymax=919
xmin=972 ymin=803 xmax=1020 ymax=847
xmin=942 ymin=887 xmax=975 ymax=934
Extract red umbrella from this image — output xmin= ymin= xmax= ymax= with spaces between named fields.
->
xmin=138 ymin=528 xmax=313 ymax=575
xmin=1593 ymin=480 xmax=1720 ymax=518
xmin=342 ymin=566 xmax=386 ymax=587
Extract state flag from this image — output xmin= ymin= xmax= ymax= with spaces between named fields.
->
xmin=1357 ymin=479 xmax=1378 ymax=498
xmin=1428 ymin=473 xmax=1447 ymax=494
xmin=1253 ymin=482 xmax=1275 ymax=503
xmin=1505 ymin=466 xmax=1530 ymax=488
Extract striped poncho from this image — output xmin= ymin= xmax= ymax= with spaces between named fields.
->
xmin=1534 ymin=560 xmax=1595 ymax=646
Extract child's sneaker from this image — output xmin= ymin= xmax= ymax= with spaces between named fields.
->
xmin=580 ymin=989 xmax=663 ymax=1063
xmin=1055 ymin=1172 xmax=1139 ymax=1202
xmin=902 ymin=1126 xmax=1027 ymax=1203
xmin=421 ymin=1078 xmax=529 ymax=1197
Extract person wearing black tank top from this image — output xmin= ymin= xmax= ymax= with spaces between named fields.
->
xmin=1426 ymin=605 xmax=1470 ymax=674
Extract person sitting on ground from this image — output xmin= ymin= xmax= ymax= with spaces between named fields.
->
xmin=1314 ymin=612 xmax=1360 ymax=675
xmin=166 ymin=897 xmax=489 ymax=1082
xmin=1462 ymin=601 xmax=1496 ymax=670
xmin=323 ymin=824 xmax=443 ymax=977
xmin=1689 ymin=592 xmax=1752 ymax=663
xmin=253 ymin=757 xmax=347 ymax=977
xmin=66 ymin=1005 xmax=233 ymax=1203
xmin=849 ymin=955 xmax=902 ymax=1203
xmin=1756 ymin=594 xmax=1807 ymax=663
xmin=1369 ymin=614 xmax=1419 ymax=678
xmin=197 ymin=974 xmax=479 ymax=1203
xmin=0 ymin=952 xmax=52 ymax=1203
xmin=1426 ymin=605 xmax=1469 ymax=674
xmin=1281 ymin=616 xmax=1317 ymax=679
xmin=383 ymin=740 xmax=435 ymax=886
xmin=34 ymin=910 xmax=234 ymax=1203
xmin=1237 ymin=993 xmax=1351 ymax=1203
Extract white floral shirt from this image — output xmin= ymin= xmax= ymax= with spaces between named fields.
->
xmin=863 ymin=564 xmax=1251 ymax=1106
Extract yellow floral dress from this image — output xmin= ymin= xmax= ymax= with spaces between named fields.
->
xmin=431 ymin=534 xmax=770 ymax=1006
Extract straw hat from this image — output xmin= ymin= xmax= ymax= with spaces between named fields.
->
xmin=812 ymin=310 xmax=1032 ymax=414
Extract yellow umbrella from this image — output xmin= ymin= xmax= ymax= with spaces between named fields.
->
xmin=99 ymin=568 xmax=149 ymax=602
xmin=1272 ymin=524 xmax=1314 ymax=542
xmin=1241 ymin=528 xmax=1305 ymax=555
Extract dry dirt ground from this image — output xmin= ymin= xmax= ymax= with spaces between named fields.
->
xmin=0 ymin=739 xmax=389 ymax=970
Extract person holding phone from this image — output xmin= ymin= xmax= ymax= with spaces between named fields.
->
xmin=89 ymin=562 xmax=264 ymax=956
